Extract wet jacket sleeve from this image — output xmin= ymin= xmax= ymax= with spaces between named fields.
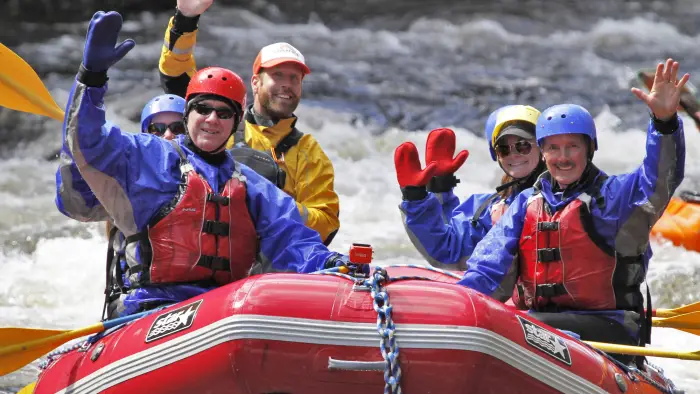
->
xmin=54 ymin=146 xmax=110 ymax=222
xmin=240 ymin=164 xmax=341 ymax=273
xmin=400 ymin=192 xmax=496 ymax=266
xmin=595 ymin=116 xmax=685 ymax=257
xmin=63 ymin=80 xmax=181 ymax=235
xmin=456 ymin=189 xmax=533 ymax=302
xmin=159 ymin=14 xmax=198 ymax=97
xmin=293 ymin=134 xmax=341 ymax=243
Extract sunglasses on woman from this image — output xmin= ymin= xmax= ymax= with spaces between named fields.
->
xmin=192 ymin=103 xmax=235 ymax=120
xmin=495 ymin=140 xmax=534 ymax=157
xmin=147 ymin=121 xmax=186 ymax=136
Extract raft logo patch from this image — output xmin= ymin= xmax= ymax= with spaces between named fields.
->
xmin=516 ymin=315 xmax=572 ymax=365
xmin=145 ymin=300 xmax=203 ymax=343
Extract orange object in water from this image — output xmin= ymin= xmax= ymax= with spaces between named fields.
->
xmin=651 ymin=192 xmax=700 ymax=252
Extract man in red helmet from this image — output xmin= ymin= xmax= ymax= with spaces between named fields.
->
xmin=63 ymin=11 xmax=357 ymax=318
xmin=158 ymin=0 xmax=341 ymax=246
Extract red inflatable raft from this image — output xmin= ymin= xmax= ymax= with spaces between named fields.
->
xmin=29 ymin=266 xmax=677 ymax=394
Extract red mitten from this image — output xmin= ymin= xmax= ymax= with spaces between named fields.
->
xmin=425 ymin=128 xmax=469 ymax=176
xmin=394 ymin=142 xmax=437 ymax=188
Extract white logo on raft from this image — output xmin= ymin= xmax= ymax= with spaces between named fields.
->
xmin=145 ymin=299 xmax=203 ymax=343
xmin=516 ymin=315 xmax=572 ymax=366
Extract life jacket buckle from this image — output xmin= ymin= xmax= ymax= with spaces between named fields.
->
xmin=537 ymin=248 xmax=561 ymax=262
xmin=537 ymin=221 xmax=559 ymax=231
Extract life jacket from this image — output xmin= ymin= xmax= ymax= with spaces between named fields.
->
xmin=516 ymin=172 xmax=646 ymax=314
xmin=227 ymin=127 xmax=303 ymax=190
xmin=125 ymin=141 xmax=258 ymax=287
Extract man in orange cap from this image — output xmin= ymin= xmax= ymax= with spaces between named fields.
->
xmin=158 ymin=0 xmax=340 ymax=246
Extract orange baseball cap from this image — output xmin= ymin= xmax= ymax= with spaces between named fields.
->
xmin=252 ymin=42 xmax=311 ymax=75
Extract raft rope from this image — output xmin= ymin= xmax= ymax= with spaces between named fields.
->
xmin=362 ymin=267 xmax=402 ymax=394
xmin=38 ymin=338 xmax=95 ymax=370
xmin=628 ymin=364 xmax=680 ymax=394
xmin=312 ymin=263 xmax=465 ymax=394
xmin=585 ymin=343 xmax=678 ymax=394
xmin=38 ymin=308 xmax=164 ymax=370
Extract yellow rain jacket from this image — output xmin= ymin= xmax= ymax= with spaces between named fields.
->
xmin=158 ymin=15 xmax=340 ymax=243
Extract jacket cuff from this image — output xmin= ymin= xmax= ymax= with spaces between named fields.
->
xmin=427 ymin=174 xmax=460 ymax=193
xmin=652 ymin=112 xmax=680 ymax=135
xmin=173 ymin=8 xmax=201 ymax=33
xmin=401 ymin=186 xmax=428 ymax=201
xmin=77 ymin=63 xmax=108 ymax=87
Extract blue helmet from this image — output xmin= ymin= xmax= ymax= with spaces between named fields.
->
xmin=536 ymin=104 xmax=597 ymax=151
xmin=140 ymin=94 xmax=186 ymax=133
xmin=485 ymin=105 xmax=515 ymax=161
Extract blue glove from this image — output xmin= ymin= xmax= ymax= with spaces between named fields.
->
xmin=82 ymin=11 xmax=135 ymax=72
xmin=325 ymin=254 xmax=371 ymax=275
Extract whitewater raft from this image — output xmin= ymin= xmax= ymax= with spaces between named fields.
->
xmin=28 ymin=266 xmax=678 ymax=394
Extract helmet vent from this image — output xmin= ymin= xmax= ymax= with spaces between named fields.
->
xmin=561 ymin=114 xmax=567 ymax=118
xmin=547 ymin=116 xmax=552 ymax=120
xmin=222 ymin=77 xmax=228 ymax=81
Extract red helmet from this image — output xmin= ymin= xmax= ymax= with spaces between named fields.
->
xmin=185 ymin=67 xmax=247 ymax=122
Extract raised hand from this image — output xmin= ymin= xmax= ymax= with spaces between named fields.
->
xmin=394 ymin=142 xmax=438 ymax=188
xmin=425 ymin=128 xmax=469 ymax=176
xmin=632 ymin=58 xmax=690 ymax=121
xmin=82 ymin=11 xmax=135 ymax=72
xmin=177 ymin=0 xmax=215 ymax=17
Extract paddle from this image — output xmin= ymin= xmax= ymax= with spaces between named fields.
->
xmin=652 ymin=311 xmax=700 ymax=336
xmin=0 ymin=311 xmax=149 ymax=376
xmin=653 ymin=301 xmax=700 ymax=318
xmin=584 ymin=341 xmax=700 ymax=361
xmin=0 ymin=43 xmax=65 ymax=122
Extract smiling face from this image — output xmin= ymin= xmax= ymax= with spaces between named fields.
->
xmin=495 ymin=135 xmax=541 ymax=179
xmin=251 ymin=62 xmax=304 ymax=119
xmin=185 ymin=99 xmax=236 ymax=153
xmin=541 ymin=133 xmax=590 ymax=188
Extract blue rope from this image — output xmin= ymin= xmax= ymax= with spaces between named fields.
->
xmin=362 ymin=268 xmax=402 ymax=394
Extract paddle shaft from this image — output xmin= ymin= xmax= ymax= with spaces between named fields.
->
xmin=0 ymin=311 xmax=148 ymax=357
xmin=585 ymin=341 xmax=700 ymax=361
xmin=0 ymin=324 xmax=102 ymax=357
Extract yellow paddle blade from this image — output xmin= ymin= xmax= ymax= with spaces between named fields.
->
xmin=0 ymin=336 xmax=68 ymax=376
xmin=653 ymin=311 xmax=700 ymax=336
xmin=585 ymin=341 xmax=700 ymax=361
xmin=655 ymin=301 xmax=700 ymax=318
xmin=17 ymin=382 xmax=36 ymax=394
xmin=0 ymin=327 xmax=67 ymax=347
xmin=0 ymin=323 xmax=103 ymax=376
xmin=0 ymin=42 xmax=64 ymax=121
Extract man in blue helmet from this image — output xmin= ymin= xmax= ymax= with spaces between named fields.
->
xmin=56 ymin=93 xmax=187 ymax=318
xmin=456 ymin=59 xmax=688 ymax=363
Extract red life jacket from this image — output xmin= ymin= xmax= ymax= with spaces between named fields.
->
xmin=516 ymin=173 xmax=644 ymax=312
xmin=126 ymin=142 xmax=258 ymax=287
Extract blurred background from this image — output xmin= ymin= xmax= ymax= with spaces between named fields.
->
xmin=2 ymin=0 xmax=700 ymax=392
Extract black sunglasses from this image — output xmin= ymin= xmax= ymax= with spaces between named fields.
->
xmin=147 ymin=121 xmax=186 ymax=136
xmin=192 ymin=103 xmax=235 ymax=120
xmin=495 ymin=140 xmax=534 ymax=157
